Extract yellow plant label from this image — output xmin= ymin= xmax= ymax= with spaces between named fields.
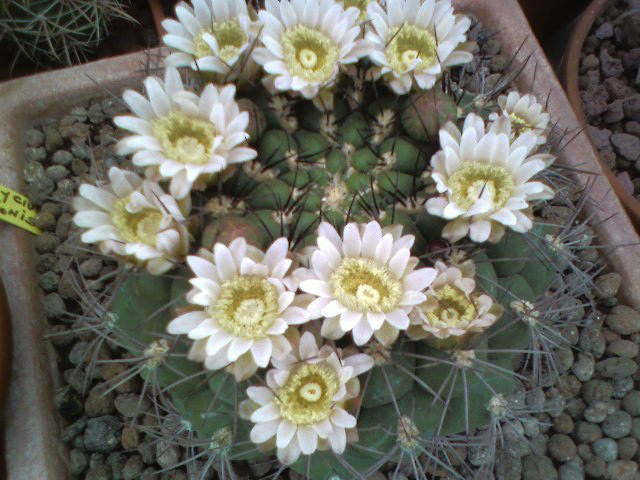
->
xmin=0 ymin=185 xmax=41 ymax=235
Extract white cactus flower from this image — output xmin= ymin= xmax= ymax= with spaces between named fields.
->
xmin=114 ymin=67 xmax=257 ymax=199
xmin=408 ymin=260 xmax=502 ymax=339
xmin=239 ymin=331 xmax=374 ymax=464
xmin=490 ymin=91 xmax=550 ymax=145
xmin=366 ymin=0 xmax=473 ymax=95
xmin=252 ymin=0 xmax=372 ymax=100
xmin=425 ymin=113 xmax=555 ymax=244
xmin=163 ymin=0 xmax=260 ymax=82
xmin=72 ymin=167 xmax=189 ymax=275
xmin=296 ymin=221 xmax=437 ymax=346
xmin=166 ymin=237 xmax=310 ymax=380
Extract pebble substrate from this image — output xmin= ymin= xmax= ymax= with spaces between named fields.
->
xmin=580 ymin=0 xmax=640 ymax=201
xmin=18 ymin=17 xmax=640 ymax=480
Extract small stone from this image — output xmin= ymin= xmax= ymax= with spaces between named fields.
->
xmin=141 ymin=468 xmax=159 ymax=480
xmin=548 ymin=434 xmax=576 ymax=462
xmin=617 ymin=437 xmax=638 ymax=460
xmin=611 ymin=133 xmax=640 ymax=161
xmin=42 ymin=292 xmax=66 ymax=319
xmin=623 ymin=48 xmax=640 ymax=71
xmin=23 ymin=161 xmax=45 ymax=183
xmin=596 ymin=22 xmax=614 ymax=39
xmin=52 ymin=150 xmax=73 ymax=166
xmin=88 ymin=103 xmax=105 ymax=124
xmin=572 ymin=353 xmax=595 ymax=382
xmin=603 ymin=411 xmax=633 ymax=439
xmin=123 ymin=455 xmax=144 ymax=480
xmin=522 ymin=455 xmax=558 ymax=480
xmin=34 ymin=232 xmax=61 ymax=253
xmin=579 ymin=325 xmax=607 ymax=358
xmin=25 ymin=128 xmax=45 ymax=147
xmin=582 ymin=380 xmax=614 ymax=403
xmin=558 ymin=458 xmax=583 ymax=480
xmin=59 ymin=270 xmax=80 ymax=300
xmin=107 ymin=452 xmax=126 ymax=480
xmin=623 ymin=391 xmax=640 ymax=415
xmin=596 ymin=357 xmax=639 ymax=379
xmin=25 ymin=146 xmax=47 ymax=162
xmin=604 ymin=77 xmax=635 ymax=99
xmin=114 ymin=393 xmax=149 ymax=418
xmin=121 ymin=425 xmax=140 ymax=450
xmin=39 ymin=271 xmax=59 ymax=292
xmin=566 ymin=398 xmax=586 ymax=419
xmin=607 ymin=460 xmax=638 ymax=480
xmin=70 ymin=448 xmax=89 ymax=475
xmin=155 ymin=440 xmax=180 ymax=469
xmin=80 ymin=258 xmax=103 ymax=279
xmin=623 ymin=96 xmax=640 ymax=122
xmin=607 ymin=305 xmax=640 ymax=334
xmin=623 ymin=12 xmax=640 ymax=47
xmin=84 ymin=416 xmax=122 ymax=453
xmin=581 ymin=53 xmax=600 ymax=72
xmin=44 ymin=126 xmax=64 ymax=151
xmin=584 ymin=401 xmax=616 ymax=423
xmin=604 ymin=100 xmax=625 ymax=123
xmin=557 ymin=375 xmax=582 ymax=399
xmin=585 ymin=457 xmax=606 ymax=478
xmin=554 ymin=413 xmax=574 ymax=434
xmin=62 ymin=417 xmax=88 ymax=443
xmin=575 ymin=421 xmax=602 ymax=443
xmin=581 ymin=85 xmax=610 ymax=120
xmin=85 ymin=383 xmax=115 ymax=417
xmin=71 ymin=143 xmax=91 ymax=160
xmin=56 ymin=213 xmax=73 ymax=240
xmin=633 ymin=418 xmax=640 ymax=440
xmin=601 ymin=49 xmax=625 ymax=78
xmin=577 ymin=444 xmax=592 ymax=461
xmin=54 ymin=385 xmax=84 ymax=422
xmin=526 ymin=388 xmax=546 ymax=411
xmin=608 ymin=339 xmax=639 ymax=358
xmin=627 ymin=121 xmax=640 ymax=135
xmin=593 ymin=437 xmax=618 ymax=462
xmin=138 ymin=438 xmax=156 ymax=464
xmin=595 ymin=272 xmax=622 ymax=299
xmin=45 ymin=165 xmax=69 ymax=181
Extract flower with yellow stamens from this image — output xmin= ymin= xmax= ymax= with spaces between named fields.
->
xmin=490 ymin=91 xmax=550 ymax=145
xmin=73 ymin=167 xmax=189 ymax=275
xmin=426 ymin=113 xmax=555 ymax=243
xmin=408 ymin=261 xmax=502 ymax=340
xmin=166 ymin=237 xmax=310 ymax=380
xmin=252 ymin=0 xmax=371 ymax=100
xmin=114 ymin=67 xmax=256 ymax=199
xmin=239 ymin=331 xmax=374 ymax=464
xmin=366 ymin=0 xmax=473 ymax=94
xmin=296 ymin=221 xmax=437 ymax=346
xmin=163 ymin=0 xmax=259 ymax=82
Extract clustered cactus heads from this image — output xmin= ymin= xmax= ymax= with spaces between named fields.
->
xmin=68 ymin=0 xmax=585 ymax=478
xmin=0 ymin=0 xmax=135 ymax=66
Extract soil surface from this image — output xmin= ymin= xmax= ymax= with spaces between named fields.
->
xmin=579 ymin=0 xmax=640 ymax=201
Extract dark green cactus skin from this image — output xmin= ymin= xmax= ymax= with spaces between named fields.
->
xmin=106 ymin=83 xmax=568 ymax=479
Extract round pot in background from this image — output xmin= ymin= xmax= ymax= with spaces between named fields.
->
xmin=561 ymin=0 xmax=640 ymax=226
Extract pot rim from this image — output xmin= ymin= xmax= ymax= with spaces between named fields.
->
xmin=561 ymin=0 xmax=640 ymax=225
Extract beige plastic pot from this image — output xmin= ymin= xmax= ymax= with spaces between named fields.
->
xmin=1 ymin=1 xmax=640 ymax=478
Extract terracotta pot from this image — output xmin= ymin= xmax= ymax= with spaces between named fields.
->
xmin=148 ymin=0 xmax=167 ymax=38
xmin=2 ymin=1 xmax=640 ymax=478
xmin=561 ymin=0 xmax=640 ymax=226
xmin=0 ymin=277 xmax=10 ymax=479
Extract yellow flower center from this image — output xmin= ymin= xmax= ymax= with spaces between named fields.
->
xmin=281 ymin=25 xmax=339 ymax=84
xmin=276 ymin=362 xmax=339 ymax=425
xmin=330 ymin=258 xmax=403 ymax=313
xmin=152 ymin=111 xmax=217 ymax=165
xmin=211 ymin=275 xmax=280 ymax=339
xmin=448 ymin=162 xmax=514 ymax=210
xmin=386 ymin=24 xmax=437 ymax=74
xmin=426 ymin=285 xmax=477 ymax=326
xmin=509 ymin=113 xmax=532 ymax=134
xmin=342 ymin=0 xmax=372 ymax=20
xmin=110 ymin=195 xmax=164 ymax=245
xmin=193 ymin=20 xmax=247 ymax=62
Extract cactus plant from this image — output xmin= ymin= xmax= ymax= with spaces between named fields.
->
xmin=67 ymin=0 xmax=597 ymax=478
xmin=0 ymin=0 xmax=135 ymax=66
